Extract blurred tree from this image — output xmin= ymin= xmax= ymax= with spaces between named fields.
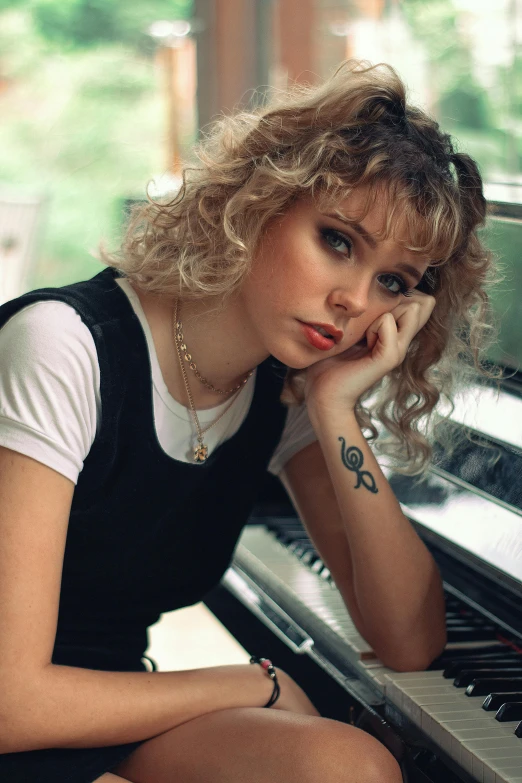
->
xmin=401 ymin=0 xmax=490 ymax=117
xmin=0 ymin=0 xmax=192 ymax=51
xmin=438 ymin=84 xmax=491 ymax=131
xmin=400 ymin=0 xmax=505 ymax=174
xmin=0 ymin=5 xmax=171 ymax=287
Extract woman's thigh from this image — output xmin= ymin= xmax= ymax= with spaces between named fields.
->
xmin=113 ymin=708 xmax=402 ymax=783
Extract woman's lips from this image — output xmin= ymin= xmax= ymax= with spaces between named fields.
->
xmin=299 ymin=321 xmax=368 ymax=355
xmin=300 ymin=322 xmax=336 ymax=351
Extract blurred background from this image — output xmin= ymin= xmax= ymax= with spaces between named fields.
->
xmin=0 ymin=0 xmax=521 ymax=371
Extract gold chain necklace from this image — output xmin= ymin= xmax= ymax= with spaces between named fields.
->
xmin=173 ymin=304 xmax=253 ymax=395
xmin=172 ymin=300 xmax=247 ymax=463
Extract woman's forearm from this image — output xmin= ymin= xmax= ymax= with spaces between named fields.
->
xmin=0 ymin=661 xmax=276 ymax=753
xmin=309 ymin=407 xmax=446 ymax=670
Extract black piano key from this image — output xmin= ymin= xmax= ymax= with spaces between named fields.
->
xmin=446 ymin=626 xmax=498 ymax=642
xmin=310 ymin=559 xmax=326 ymax=576
xmin=442 ymin=644 xmax=509 ymax=656
xmin=266 ymin=516 xmax=303 ymax=528
xmin=445 ymin=611 xmax=473 ymax=619
xmin=483 ymin=692 xmax=522 ymax=711
xmin=288 ymin=542 xmax=313 ymax=557
xmin=454 ymin=668 xmax=522 ymax=688
xmin=300 ymin=550 xmax=319 ymax=566
xmin=466 ymin=677 xmax=522 ymax=696
xmin=443 ymin=657 xmax=522 ymax=678
xmin=495 ymin=702 xmax=522 ymax=722
xmin=445 ymin=597 xmax=463 ymax=607
xmin=428 ymin=644 xmax=513 ymax=669
xmin=445 ymin=619 xmax=493 ymax=629
xmin=277 ymin=533 xmax=309 ymax=545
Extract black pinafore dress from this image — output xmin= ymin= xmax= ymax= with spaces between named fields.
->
xmin=0 ymin=268 xmax=288 ymax=782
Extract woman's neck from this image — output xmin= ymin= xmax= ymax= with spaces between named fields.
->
xmin=131 ymin=283 xmax=269 ymax=410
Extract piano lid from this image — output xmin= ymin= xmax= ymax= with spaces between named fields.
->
xmin=381 ymin=382 xmax=522 ymax=599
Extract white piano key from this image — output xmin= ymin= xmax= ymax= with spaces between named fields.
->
xmin=385 ymin=671 xmax=444 ymax=684
xmin=484 ymin=767 xmax=496 ymax=783
xmin=486 ymin=757 xmax=522 ymax=770
xmin=477 ymin=746 xmax=522 ymax=760
xmin=450 ymin=727 xmax=518 ymax=741
xmin=483 ymin=756 xmax=522 ymax=782
xmin=472 ymin=753 xmax=485 ymax=783
xmin=363 ymin=666 xmax=391 ymax=686
xmin=425 ymin=700 xmax=479 ymax=714
xmin=432 ymin=710 xmax=493 ymax=724
xmin=460 ymin=746 xmax=476 ymax=777
xmin=415 ymin=692 xmax=477 ymax=705
xmin=400 ymin=696 xmax=422 ymax=724
xmin=385 ymin=681 xmax=404 ymax=710
xmin=401 ymin=685 xmax=463 ymax=701
xmin=466 ymin=738 xmax=522 ymax=752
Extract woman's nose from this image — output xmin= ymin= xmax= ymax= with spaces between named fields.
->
xmin=328 ymin=282 xmax=370 ymax=318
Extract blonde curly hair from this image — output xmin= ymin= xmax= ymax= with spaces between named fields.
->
xmin=104 ymin=60 xmax=504 ymax=477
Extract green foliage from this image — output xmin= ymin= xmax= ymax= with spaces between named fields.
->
xmin=402 ymin=0 xmax=480 ymax=96
xmin=0 ymin=5 xmax=174 ymax=288
xmin=438 ymin=84 xmax=491 ymax=130
xmin=400 ymin=0 xmax=518 ymax=179
xmin=0 ymin=0 xmax=25 ymax=8
xmin=29 ymin=0 xmax=193 ymax=51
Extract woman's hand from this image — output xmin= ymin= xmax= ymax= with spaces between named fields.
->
xmin=304 ymin=290 xmax=436 ymax=415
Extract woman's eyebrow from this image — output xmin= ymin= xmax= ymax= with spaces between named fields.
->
xmin=324 ymin=212 xmax=377 ymax=249
xmin=323 ymin=212 xmax=424 ymax=284
xmin=396 ymin=262 xmax=424 ymax=284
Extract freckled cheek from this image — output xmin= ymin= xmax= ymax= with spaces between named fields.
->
xmin=250 ymin=231 xmax=327 ymax=314
xmin=251 ymin=254 xmax=303 ymax=303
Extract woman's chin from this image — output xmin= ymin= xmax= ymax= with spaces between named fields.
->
xmin=272 ymin=338 xmax=368 ymax=368
xmin=268 ymin=347 xmax=312 ymax=370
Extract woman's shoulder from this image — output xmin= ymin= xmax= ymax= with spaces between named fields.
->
xmin=0 ymin=299 xmax=96 ymax=360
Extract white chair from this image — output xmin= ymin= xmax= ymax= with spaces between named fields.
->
xmin=0 ymin=193 xmax=47 ymax=305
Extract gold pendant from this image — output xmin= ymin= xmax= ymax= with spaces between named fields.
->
xmin=194 ymin=443 xmax=208 ymax=463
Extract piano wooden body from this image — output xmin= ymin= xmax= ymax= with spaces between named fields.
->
xmin=204 ymin=380 xmax=522 ymax=783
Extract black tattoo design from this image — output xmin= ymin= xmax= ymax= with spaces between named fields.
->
xmin=338 ymin=437 xmax=378 ymax=494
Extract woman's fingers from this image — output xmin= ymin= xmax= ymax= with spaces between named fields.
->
xmin=363 ymin=293 xmax=435 ymax=366
xmin=390 ymin=293 xmax=436 ymax=354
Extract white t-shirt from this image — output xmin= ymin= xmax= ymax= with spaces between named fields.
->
xmin=0 ymin=277 xmax=318 ymax=484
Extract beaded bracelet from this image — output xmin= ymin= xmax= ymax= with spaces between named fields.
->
xmin=250 ymin=656 xmax=281 ymax=708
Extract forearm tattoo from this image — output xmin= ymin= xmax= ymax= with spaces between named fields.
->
xmin=338 ymin=437 xmax=378 ymax=494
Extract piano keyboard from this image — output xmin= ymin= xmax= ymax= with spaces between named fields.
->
xmin=229 ymin=520 xmax=522 ymax=783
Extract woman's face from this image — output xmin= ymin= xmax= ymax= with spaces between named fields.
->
xmin=239 ymin=189 xmax=431 ymax=369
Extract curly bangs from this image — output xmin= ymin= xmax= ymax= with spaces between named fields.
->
xmin=104 ymin=59 xmax=503 ymax=476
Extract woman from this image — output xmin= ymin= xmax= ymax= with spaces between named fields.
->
xmin=0 ymin=61 xmax=498 ymax=782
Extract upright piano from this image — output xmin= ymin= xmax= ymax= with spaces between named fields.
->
xmin=204 ymin=378 xmax=522 ymax=783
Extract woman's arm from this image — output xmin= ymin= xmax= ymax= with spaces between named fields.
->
xmin=0 ymin=447 xmax=314 ymax=754
xmin=281 ymin=428 xmax=446 ymax=672
xmin=283 ymin=285 xmax=445 ymax=670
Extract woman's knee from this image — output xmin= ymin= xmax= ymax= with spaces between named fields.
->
xmin=291 ymin=716 xmax=402 ymax=783
xmin=114 ymin=707 xmax=401 ymax=783
xmin=218 ymin=708 xmax=402 ymax=783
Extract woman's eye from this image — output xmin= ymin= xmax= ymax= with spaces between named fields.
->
xmin=322 ymin=228 xmax=353 ymax=257
xmin=379 ymin=273 xmax=414 ymax=297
